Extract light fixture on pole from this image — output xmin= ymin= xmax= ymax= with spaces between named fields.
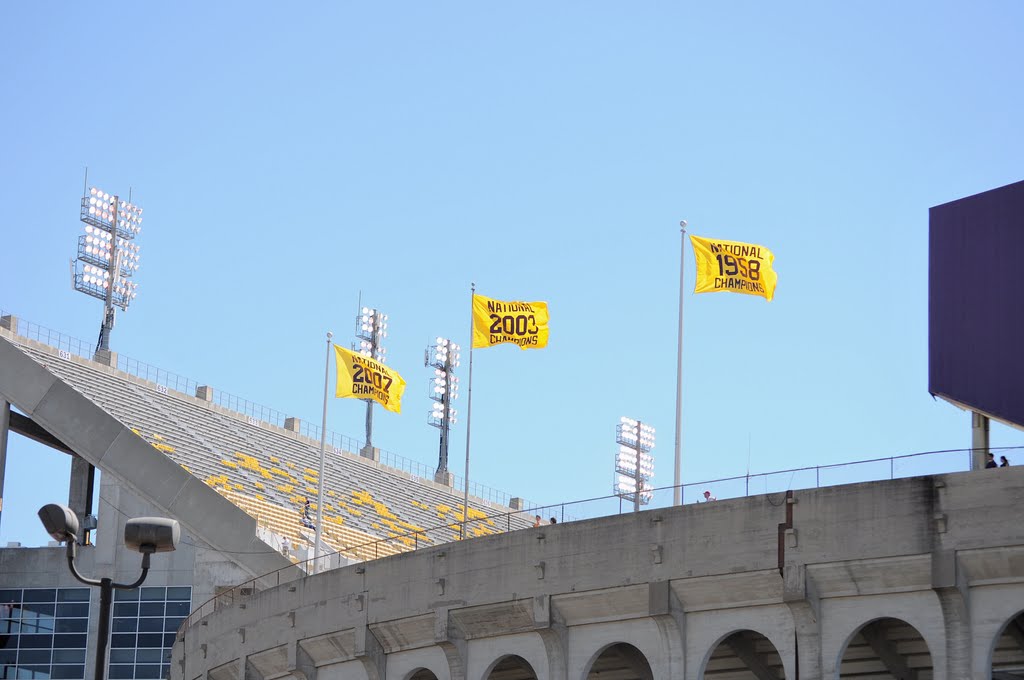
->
xmin=38 ymin=503 xmax=179 ymax=680
xmin=353 ymin=305 xmax=388 ymax=455
xmin=425 ymin=337 xmax=460 ymax=483
xmin=72 ymin=186 xmax=143 ymax=356
xmin=615 ymin=417 xmax=655 ymax=513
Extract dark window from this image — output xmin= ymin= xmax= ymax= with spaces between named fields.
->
xmin=138 ymin=604 xmax=163 ymax=618
xmin=50 ymin=635 xmax=85 ymax=650
xmin=0 ymin=592 xmax=20 ymax=605
xmin=139 ymin=589 xmax=165 ymax=602
xmin=50 ymin=665 xmax=84 ymax=680
xmin=54 ymin=605 xmax=87 ymax=620
xmin=107 ymin=665 xmax=133 ymax=680
xmin=54 ymin=621 xmax=86 ymax=634
xmin=112 ymin=604 xmax=138 ymax=618
xmin=113 ymin=590 xmax=139 ymax=602
xmin=137 ymin=620 xmax=162 ymax=634
xmin=0 ymin=649 xmax=16 ymax=663
xmin=110 ymin=634 xmax=136 ymax=649
xmin=164 ymin=602 xmax=189 ymax=618
xmin=18 ymin=635 xmax=53 ymax=649
xmin=21 ymin=592 xmax=55 ymax=604
xmin=55 ymin=591 xmax=87 ymax=604
xmin=162 ymin=634 xmax=175 ymax=648
xmin=108 ymin=650 xmax=134 ymax=664
xmin=135 ymin=664 xmax=161 ymax=678
xmin=51 ymin=650 xmax=84 ymax=664
xmin=136 ymin=634 xmax=163 ymax=649
xmin=166 ymin=588 xmax=190 ymax=602
xmin=16 ymin=650 xmax=50 ymax=665
xmin=135 ymin=649 xmax=162 ymax=664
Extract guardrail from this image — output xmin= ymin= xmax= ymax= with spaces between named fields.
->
xmin=182 ymin=445 xmax=1023 ymax=631
xmin=0 ymin=309 xmax=524 ymax=509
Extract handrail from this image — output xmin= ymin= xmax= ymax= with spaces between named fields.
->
xmin=181 ymin=444 xmax=1024 ymax=631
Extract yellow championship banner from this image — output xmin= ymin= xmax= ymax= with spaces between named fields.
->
xmin=334 ymin=345 xmax=406 ymax=413
xmin=689 ymin=235 xmax=778 ymax=302
xmin=472 ymin=294 xmax=549 ymax=349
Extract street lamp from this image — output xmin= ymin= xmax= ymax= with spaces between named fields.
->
xmin=425 ymin=337 xmax=460 ymax=482
xmin=615 ymin=417 xmax=655 ymax=513
xmin=353 ymin=306 xmax=388 ymax=454
xmin=38 ymin=503 xmax=179 ymax=680
xmin=72 ymin=186 xmax=144 ymax=356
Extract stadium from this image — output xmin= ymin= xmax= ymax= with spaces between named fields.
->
xmin=1 ymin=180 xmax=1023 ymax=680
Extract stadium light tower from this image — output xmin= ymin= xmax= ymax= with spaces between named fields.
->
xmin=615 ymin=417 xmax=655 ymax=513
xmin=353 ymin=305 xmax=388 ymax=454
xmin=71 ymin=185 xmax=143 ymax=356
xmin=425 ymin=337 xmax=460 ymax=483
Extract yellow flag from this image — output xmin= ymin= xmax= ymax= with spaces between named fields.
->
xmin=689 ymin=235 xmax=778 ymax=302
xmin=472 ymin=294 xmax=549 ymax=349
xmin=334 ymin=345 xmax=407 ymax=414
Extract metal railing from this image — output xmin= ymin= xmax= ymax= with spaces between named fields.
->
xmin=181 ymin=444 xmax=1024 ymax=632
xmin=0 ymin=308 xmax=524 ymax=508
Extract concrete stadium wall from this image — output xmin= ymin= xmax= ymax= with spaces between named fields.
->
xmin=174 ymin=468 xmax=1024 ymax=680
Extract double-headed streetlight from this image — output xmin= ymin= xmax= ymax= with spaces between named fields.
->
xmin=425 ymin=337 xmax=460 ymax=482
xmin=38 ymin=503 xmax=179 ymax=680
xmin=353 ymin=306 xmax=388 ymax=453
xmin=72 ymin=186 xmax=143 ymax=355
xmin=615 ymin=417 xmax=655 ymax=513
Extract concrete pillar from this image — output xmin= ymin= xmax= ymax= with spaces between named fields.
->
xmin=434 ymin=470 xmax=454 ymax=487
xmin=509 ymin=497 xmax=524 ymax=511
xmin=93 ymin=349 xmax=117 ymax=367
xmin=196 ymin=385 xmax=214 ymax=401
xmin=971 ymin=411 xmax=989 ymax=470
xmin=0 ymin=315 xmax=17 ymax=333
xmin=68 ymin=454 xmax=95 ymax=544
xmin=0 ymin=400 xmax=9 ymax=533
xmin=284 ymin=417 xmax=300 ymax=433
xmin=360 ymin=446 xmax=380 ymax=462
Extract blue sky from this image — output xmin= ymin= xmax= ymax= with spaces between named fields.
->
xmin=2 ymin=2 xmax=1023 ymax=546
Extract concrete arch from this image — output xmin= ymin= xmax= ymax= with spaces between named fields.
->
xmin=467 ymin=631 xmax=557 ymax=680
xmin=700 ymin=629 xmax=786 ymax=679
xmin=822 ymin=591 xmax=946 ymax=680
xmin=481 ymin=654 xmax=537 ymax=679
xmin=386 ymin=647 xmax=452 ymax=680
xmin=568 ymin=619 xmax=669 ymax=680
xmin=687 ymin=605 xmax=795 ymax=680
xmin=835 ymin=616 xmax=934 ymax=680
xmin=581 ymin=642 xmax=653 ymax=680
xmin=988 ymin=607 xmax=1024 ymax=678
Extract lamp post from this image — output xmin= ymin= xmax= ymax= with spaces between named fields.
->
xmin=38 ymin=503 xmax=179 ymax=680
xmin=425 ymin=337 xmax=460 ymax=483
xmin=72 ymin=186 xmax=143 ymax=356
xmin=354 ymin=306 xmax=388 ymax=455
xmin=615 ymin=417 xmax=655 ymax=513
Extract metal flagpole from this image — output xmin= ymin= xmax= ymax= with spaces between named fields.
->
xmin=314 ymin=331 xmax=333 ymax=572
xmin=461 ymin=283 xmax=476 ymax=539
xmin=673 ymin=220 xmax=687 ymax=506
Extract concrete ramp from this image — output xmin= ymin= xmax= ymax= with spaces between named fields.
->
xmin=0 ymin=334 xmax=288 ymax=578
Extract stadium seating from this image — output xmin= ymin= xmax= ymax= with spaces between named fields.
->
xmin=12 ymin=339 xmax=532 ymax=562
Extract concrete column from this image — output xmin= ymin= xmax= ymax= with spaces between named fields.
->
xmin=360 ymin=446 xmax=380 ymax=462
xmin=284 ymin=417 xmax=300 ymax=433
xmin=971 ymin=411 xmax=989 ymax=470
xmin=434 ymin=470 xmax=454 ymax=486
xmin=93 ymin=349 xmax=117 ymax=367
xmin=196 ymin=385 xmax=214 ymax=401
xmin=0 ymin=400 xmax=9 ymax=533
xmin=509 ymin=497 xmax=524 ymax=511
xmin=68 ymin=454 xmax=95 ymax=544
xmin=0 ymin=315 xmax=17 ymax=333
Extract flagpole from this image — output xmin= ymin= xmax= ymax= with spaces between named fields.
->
xmin=674 ymin=220 xmax=687 ymax=506
xmin=314 ymin=331 xmax=333 ymax=572
xmin=461 ymin=283 xmax=476 ymax=539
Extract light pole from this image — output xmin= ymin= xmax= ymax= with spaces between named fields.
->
xmin=354 ymin=306 xmax=388 ymax=455
xmin=425 ymin=337 xmax=460 ymax=483
xmin=38 ymin=503 xmax=179 ymax=680
xmin=615 ymin=417 xmax=655 ymax=513
xmin=72 ymin=186 xmax=143 ymax=356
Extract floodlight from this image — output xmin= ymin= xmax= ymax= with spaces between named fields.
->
xmin=615 ymin=416 xmax=656 ymax=512
xmin=123 ymin=517 xmax=180 ymax=553
xmin=352 ymin=304 xmax=389 ymax=450
xmin=426 ymin=335 xmax=460 ymax=476
xmin=73 ymin=184 xmax=143 ymax=353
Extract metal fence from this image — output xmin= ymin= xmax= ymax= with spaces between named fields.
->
xmin=0 ymin=309 xmax=522 ymax=508
xmin=181 ymin=444 xmax=1024 ymax=631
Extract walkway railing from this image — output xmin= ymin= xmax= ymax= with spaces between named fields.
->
xmin=0 ymin=309 xmax=519 ymax=508
xmin=182 ymin=444 xmax=1024 ymax=631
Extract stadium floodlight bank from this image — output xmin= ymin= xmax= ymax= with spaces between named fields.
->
xmin=353 ymin=305 xmax=387 ymax=453
xmin=72 ymin=185 xmax=143 ymax=354
xmin=615 ymin=416 xmax=655 ymax=512
xmin=425 ymin=337 xmax=460 ymax=482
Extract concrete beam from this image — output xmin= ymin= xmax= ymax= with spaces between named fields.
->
xmin=861 ymin=622 xmax=918 ymax=680
xmin=724 ymin=631 xmax=778 ymax=680
xmin=8 ymin=410 xmax=73 ymax=454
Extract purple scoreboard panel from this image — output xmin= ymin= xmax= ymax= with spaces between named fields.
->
xmin=929 ymin=180 xmax=1024 ymax=428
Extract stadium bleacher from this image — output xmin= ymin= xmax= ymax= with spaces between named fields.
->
xmin=9 ymin=336 xmax=533 ymax=562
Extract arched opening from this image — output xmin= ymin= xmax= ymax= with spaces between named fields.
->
xmin=485 ymin=654 xmax=538 ymax=680
xmin=585 ymin=642 xmax=653 ymax=680
xmin=838 ymin=617 xmax=932 ymax=678
xmin=703 ymin=630 xmax=785 ymax=679
xmin=991 ymin=610 xmax=1024 ymax=678
xmin=408 ymin=669 xmax=439 ymax=680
